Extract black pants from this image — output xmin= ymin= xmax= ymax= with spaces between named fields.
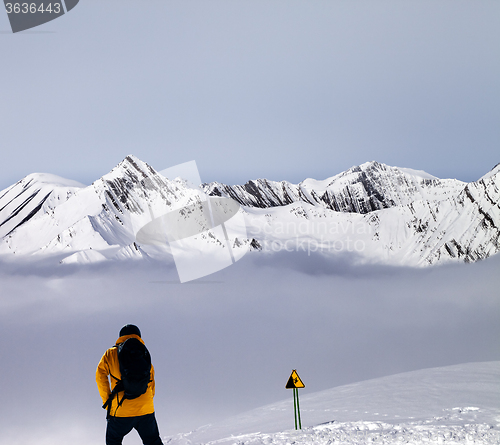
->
xmin=106 ymin=413 xmax=163 ymax=445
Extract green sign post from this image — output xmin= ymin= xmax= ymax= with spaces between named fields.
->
xmin=285 ymin=369 xmax=305 ymax=430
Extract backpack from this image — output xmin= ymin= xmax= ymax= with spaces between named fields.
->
xmin=102 ymin=338 xmax=152 ymax=418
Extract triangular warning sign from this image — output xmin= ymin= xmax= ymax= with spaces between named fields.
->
xmin=286 ymin=369 xmax=305 ymax=389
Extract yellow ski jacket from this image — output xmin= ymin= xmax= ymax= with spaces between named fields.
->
xmin=96 ymin=334 xmax=156 ymax=417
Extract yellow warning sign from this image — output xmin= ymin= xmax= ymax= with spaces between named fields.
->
xmin=286 ymin=369 xmax=305 ymax=389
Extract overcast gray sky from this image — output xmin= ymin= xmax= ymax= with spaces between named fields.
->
xmin=0 ymin=0 xmax=499 ymax=190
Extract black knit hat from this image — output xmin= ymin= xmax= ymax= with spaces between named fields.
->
xmin=119 ymin=324 xmax=141 ymax=338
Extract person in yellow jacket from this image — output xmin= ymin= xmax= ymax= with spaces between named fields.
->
xmin=96 ymin=324 xmax=163 ymax=445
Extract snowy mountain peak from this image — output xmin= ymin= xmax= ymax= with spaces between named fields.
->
xmin=14 ymin=172 xmax=85 ymax=189
xmin=478 ymin=162 xmax=500 ymax=182
xmin=100 ymin=154 xmax=159 ymax=183
xmin=337 ymin=161 xmax=437 ymax=182
xmin=0 ymin=171 xmax=86 ymax=240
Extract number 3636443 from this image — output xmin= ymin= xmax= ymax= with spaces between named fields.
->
xmin=5 ymin=3 xmax=62 ymax=14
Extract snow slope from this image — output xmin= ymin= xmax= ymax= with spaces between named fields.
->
xmin=164 ymin=361 xmax=500 ymax=445
xmin=0 ymin=173 xmax=84 ymax=240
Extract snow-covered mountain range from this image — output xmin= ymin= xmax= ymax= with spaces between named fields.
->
xmin=0 ymin=155 xmax=498 ymax=267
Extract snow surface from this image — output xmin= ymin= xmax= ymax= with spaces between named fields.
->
xmin=479 ymin=163 xmax=500 ymax=182
xmin=0 ymin=173 xmax=85 ymax=191
xmin=60 ymin=248 xmax=107 ymax=264
xmin=398 ymin=167 xmax=439 ymax=180
xmin=0 ymin=172 xmax=85 ymax=240
xmin=164 ymin=362 xmax=500 ymax=445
